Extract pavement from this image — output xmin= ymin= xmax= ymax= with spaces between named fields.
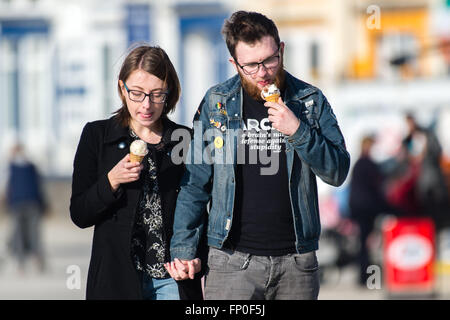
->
xmin=0 ymin=215 xmax=91 ymax=300
xmin=0 ymin=214 xmax=449 ymax=300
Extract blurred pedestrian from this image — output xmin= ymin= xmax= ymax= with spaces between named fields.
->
xmin=5 ymin=143 xmax=47 ymax=273
xmin=403 ymin=113 xmax=450 ymax=229
xmin=70 ymin=45 xmax=204 ymax=300
xmin=349 ymin=135 xmax=390 ymax=286
xmin=166 ymin=11 xmax=350 ymax=300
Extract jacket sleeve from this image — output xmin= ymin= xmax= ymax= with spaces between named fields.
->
xmin=170 ymin=94 xmax=212 ymax=260
xmin=70 ymin=122 xmax=124 ymax=229
xmin=286 ymin=91 xmax=350 ymax=186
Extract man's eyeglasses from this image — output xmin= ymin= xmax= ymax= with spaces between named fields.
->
xmin=123 ymin=82 xmax=169 ymax=104
xmin=235 ymin=48 xmax=280 ymax=75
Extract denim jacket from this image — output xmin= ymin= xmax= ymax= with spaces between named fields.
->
xmin=170 ymin=72 xmax=350 ymax=260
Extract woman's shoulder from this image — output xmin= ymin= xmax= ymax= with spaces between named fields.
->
xmin=84 ymin=117 xmax=117 ymax=130
xmin=78 ymin=116 xmax=125 ymax=146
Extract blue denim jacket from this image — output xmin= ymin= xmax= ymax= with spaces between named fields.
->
xmin=170 ymin=72 xmax=350 ymax=260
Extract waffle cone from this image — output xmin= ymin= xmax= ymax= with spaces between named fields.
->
xmin=129 ymin=153 xmax=144 ymax=163
xmin=264 ymin=93 xmax=280 ymax=102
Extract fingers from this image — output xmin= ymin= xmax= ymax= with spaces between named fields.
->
xmin=264 ymin=97 xmax=284 ymax=109
xmin=193 ymin=258 xmax=201 ymax=272
xmin=188 ymin=261 xmax=195 ymax=280
xmin=164 ymin=259 xmax=188 ymax=281
xmin=108 ymin=155 xmax=144 ymax=188
xmin=187 ymin=259 xmax=202 ymax=279
xmin=164 ymin=259 xmax=201 ymax=281
xmin=175 ymin=258 xmax=189 ymax=278
xmin=164 ymin=262 xmax=177 ymax=279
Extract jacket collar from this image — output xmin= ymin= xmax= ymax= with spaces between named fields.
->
xmin=104 ymin=116 xmax=129 ymax=144
xmin=283 ymin=71 xmax=318 ymax=101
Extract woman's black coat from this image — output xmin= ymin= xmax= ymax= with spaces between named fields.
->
xmin=70 ymin=116 xmax=203 ymax=300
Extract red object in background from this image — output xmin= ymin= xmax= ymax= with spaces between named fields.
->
xmin=439 ymin=37 xmax=450 ymax=65
xmin=383 ymin=217 xmax=435 ymax=293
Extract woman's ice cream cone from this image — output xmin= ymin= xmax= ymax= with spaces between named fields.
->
xmin=129 ymin=139 xmax=148 ymax=163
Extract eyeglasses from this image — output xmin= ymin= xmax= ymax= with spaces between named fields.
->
xmin=123 ymin=82 xmax=169 ymax=103
xmin=235 ymin=48 xmax=280 ymax=75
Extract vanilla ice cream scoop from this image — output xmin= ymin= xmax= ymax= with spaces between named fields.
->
xmin=129 ymin=139 xmax=148 ymax=163
xmin=261 ymin=83 xmax=281 ymax=102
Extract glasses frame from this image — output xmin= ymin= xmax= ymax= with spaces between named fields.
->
xmin=123 ymin=82 xmax=169 ymax=104
xmin=235 ymin=47 xmax=281 ymax=75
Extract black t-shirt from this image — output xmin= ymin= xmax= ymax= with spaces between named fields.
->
xmin=228 ymin=89 xmax=296 ymax=256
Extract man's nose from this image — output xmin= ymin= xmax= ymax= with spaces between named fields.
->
xmin=256 ymin=64 xmax=269 ymax=78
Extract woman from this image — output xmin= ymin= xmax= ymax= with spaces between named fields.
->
xmin=70 ymin=45 xmax=202 ymax=300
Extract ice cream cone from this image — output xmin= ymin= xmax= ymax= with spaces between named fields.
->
xmin=129 ymin=153 xmax=144 ymax=163
xmin=264 ymin=93 xmax=280 ymax=103
xmin=129 ymin=139 xmax=148 ymax=163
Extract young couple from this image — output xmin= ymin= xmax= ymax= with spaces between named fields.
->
xmin=70 ymin=10 xmax=350 ymax=300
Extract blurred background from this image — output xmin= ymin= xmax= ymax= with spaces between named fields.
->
xmin=0 ymin=0 xmax=450 ymax=299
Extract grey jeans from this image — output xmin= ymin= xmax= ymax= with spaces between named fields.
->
xmin=205 ymin=247 xmax=320 ymax=300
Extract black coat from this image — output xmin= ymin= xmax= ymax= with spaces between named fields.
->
xmin=70 ymin=116 xmax=203 ymax=300
xmin=349 ymin=156 xmax=390 ymax=220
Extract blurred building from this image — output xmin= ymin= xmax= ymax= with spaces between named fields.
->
xmin=243 ymin=0 xmax=450 ymax=165
xmin=0 ymin=0 xmax=450 ymax=186
xmin=0 ymin=0 xmax=236 ymax=183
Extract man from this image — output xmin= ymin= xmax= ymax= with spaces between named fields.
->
xmin=402 ymin=113 xmax=449 ymax=228
xmin=349 ymin=135 xmax=390 ymax=286
xmin=5 ymin=143 xmax=47 ymax=273
xmin=166 ymin=11 xmax=350 ymax=300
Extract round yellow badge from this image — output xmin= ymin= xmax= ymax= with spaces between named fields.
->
xmin=214 ymin=137 xmax=224 ymax=149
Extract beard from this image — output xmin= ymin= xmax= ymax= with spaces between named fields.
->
xmin=239 ymin=59 xmax=286 ymax=101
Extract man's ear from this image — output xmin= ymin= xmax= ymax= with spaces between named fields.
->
xmin=229 ymin=57 xmax=239 ymax=73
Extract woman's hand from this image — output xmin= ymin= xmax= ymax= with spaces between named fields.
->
xmin=165 ymin=258 xmax=201 ymax=280
xmin=107 ymin=154 xmax=144 ymax=192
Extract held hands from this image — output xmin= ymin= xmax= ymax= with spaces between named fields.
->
xmin=107 ymin=154 xmax=144 ymax=192
xmin=265 ymin=97 xmax=300 ymax=137
xmin=164 ymin=258 xmax=201 ymax=280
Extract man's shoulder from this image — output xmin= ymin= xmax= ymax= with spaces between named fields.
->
xmin=285 ymin=72 xmax=322 ymax=99
xmin=164 ymin=117 xmax=190 ymax=132
xmin=209 ymin=74 xmax=241 ymax=96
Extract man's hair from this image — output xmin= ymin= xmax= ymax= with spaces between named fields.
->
xmin=114 ymin=45 xmax=181 ymax=127
xmin=221 ymin=11 xmax=280 ymax=59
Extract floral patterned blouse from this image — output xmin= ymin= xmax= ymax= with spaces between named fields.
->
xmin=130 ymin=131 xmax=169 ymax=279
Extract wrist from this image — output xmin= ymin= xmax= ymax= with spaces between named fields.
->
xmin=288 ymin=119 xmax=301 ymax=136
xmin=107 ymin=172 xmax=119 ymax=192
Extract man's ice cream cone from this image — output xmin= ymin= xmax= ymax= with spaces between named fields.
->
xmin=261 ymin=83 xmax=281 ymax=102
xmin=264 ymin=93 xmax=280 ymax=102
xmin=129 ymin=139 xmax=148 ymax=163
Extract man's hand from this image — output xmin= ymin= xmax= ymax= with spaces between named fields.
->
xmin=164 ymin=258 xmax=201 ymax=280
xmin=265 ymin=97 xmax=300 ymax=136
